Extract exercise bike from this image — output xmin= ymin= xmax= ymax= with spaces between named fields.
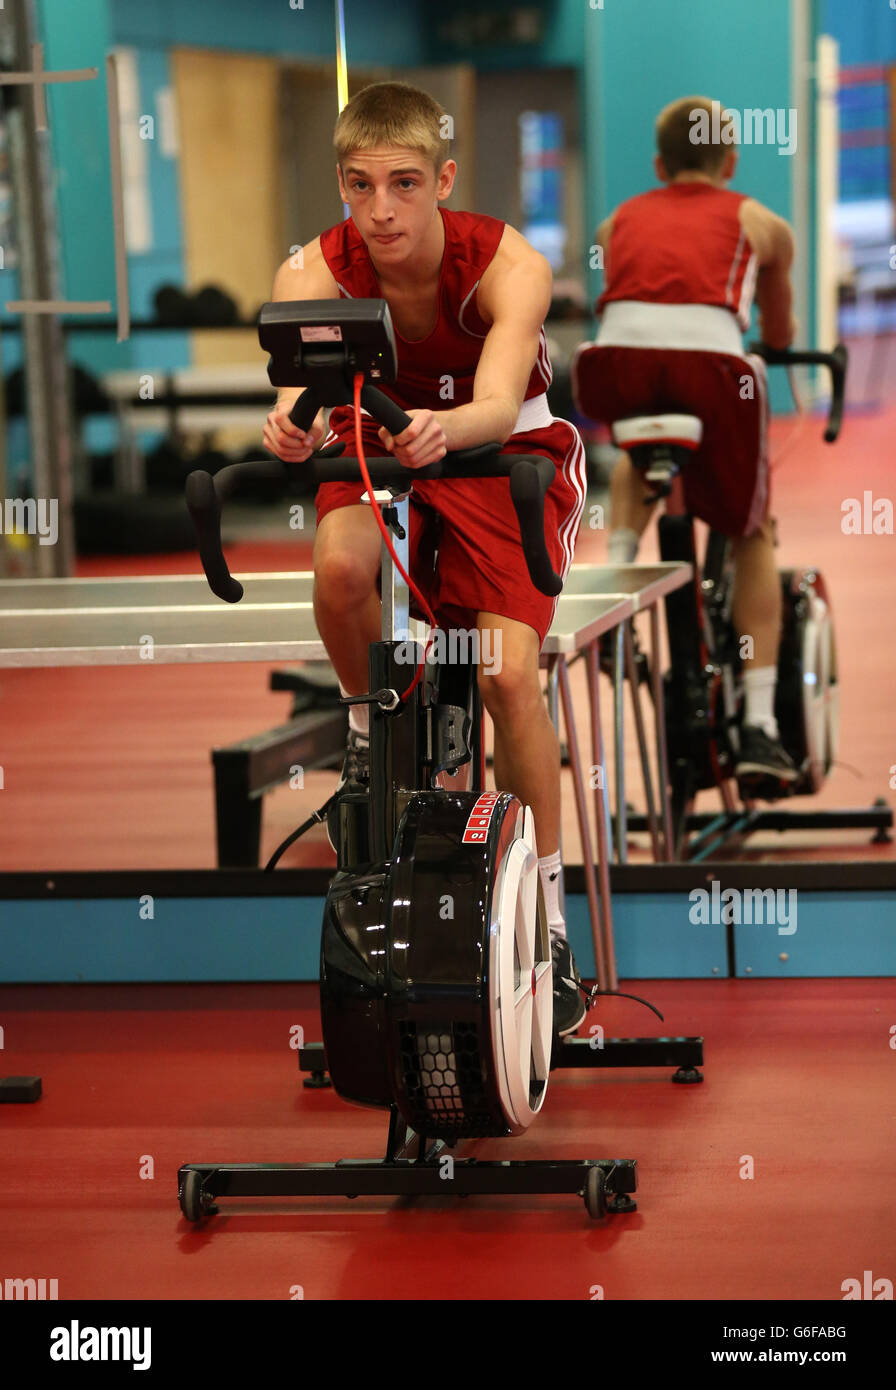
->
xmin=178 ymin=298 xmax=649 ymax=1221
xmin=574 ymin=341 xmax=893 ymax=859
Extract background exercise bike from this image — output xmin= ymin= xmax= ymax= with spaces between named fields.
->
xmin=178 ymin=298 xmax=660 ymax=1222
xmin=573 ymin=341 xmax=893 ymax=860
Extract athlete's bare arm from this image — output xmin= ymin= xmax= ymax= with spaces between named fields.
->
xmin=379 ymin=225 xmax=553 ymax=467
xmin=262 ymin=239 xmax=340 ymax=464
xmin=595 ymin=212 xmax=615 ymax=277
xmin=740 ymin=200 xmax=797 ymax=350
xmin=443 ymin=224 xmax=553 ymax=452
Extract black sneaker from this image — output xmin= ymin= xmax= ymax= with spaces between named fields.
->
xmin=551 ymin=935 xmax=587 ymax=1038
xmin=326 ymin=729 xmax=370 ymax=852
xmin=736 ymin=725 xmax=800 ymax=795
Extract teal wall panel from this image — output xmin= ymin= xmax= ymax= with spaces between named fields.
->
xmin=1 ymin=895 xmax=322 ymax=982
xmin=4 ymin=885 xmax=891 ymax=983
xmin=733 ymin=892 xmax=896 ymax=978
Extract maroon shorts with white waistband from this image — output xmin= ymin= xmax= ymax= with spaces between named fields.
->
xmin=315 ymin=412 xmax=587 ymax=646
xmin=573 ymin=345 xmax=770 ymax=537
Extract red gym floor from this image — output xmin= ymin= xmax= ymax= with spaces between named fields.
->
xmin=2 ymin=977 xmax=894 ymax=1300
xmin=2 ymin=389 xmax=895 ymax=1299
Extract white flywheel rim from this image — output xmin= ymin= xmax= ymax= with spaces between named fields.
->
xmin=488 ymin=804 xmax=552 ymax=1134
xmin=821 ymin=609 xmax=839 ymax=767
xmin=802 ymin=593 xmax=830 ymax=790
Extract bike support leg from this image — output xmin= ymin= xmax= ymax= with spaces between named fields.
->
xmin=613 ymin=623 xmax=627 ymax=863
xmin=649 ymin=605 xmax=674 ymax=861
xmin=624 ymin=620 xmax=662 ymax=860
xmin=585 ymin=639 xmax=616 ymax=987
xmin=555 ymin=653 xmax=614 ymax=990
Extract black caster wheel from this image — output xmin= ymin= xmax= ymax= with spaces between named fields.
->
xmin=302 ymin=1073 xmax=332 ymax=1089
xmin=672 ymin=1066 xmax=703 ymax=1084
xmin=179 ymin=1169 xmax=217 ymax=1223
xmin=584 ymin=1165 xmax=608 ymax=1219
xmin=871 ymin=799 xmax=893 ymax=844
xmin=607 ymin=1193 xmax=637 ymax=1214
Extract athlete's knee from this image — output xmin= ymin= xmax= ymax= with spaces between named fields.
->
xmin=733 ymin=513 xmax=777 ymax=550
xmin=313 ymin=509 xmax=380 ymax=604
xmin=476 ymin=641 xmax=541 ymax=717
xmin=313 ymin=544 xmax=378 ymax=609
xmin=755 ymin=514 xmax=778 ymax=546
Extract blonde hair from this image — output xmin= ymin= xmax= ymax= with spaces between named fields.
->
xmin=334 ymin=81 xmax=449 ymax=174
xmin=656 ymin=96 xmax=736 ymax=176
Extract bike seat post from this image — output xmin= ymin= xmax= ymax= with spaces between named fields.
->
xmin=379 ymin=490 xmax=411 ymax=644
xmin=366 ymin=487 xmax=424 ymax=863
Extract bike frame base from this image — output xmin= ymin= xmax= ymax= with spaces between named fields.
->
xmin=300 ymin=1036 xmax=704 ymax=1083
xmin=177 ymin=1153 xmax=638 ymax=1210
xmin=626 ymin=801 xmax=894 ymax=861
xmin=178 ymin=1091 xmax=639 ymax=1215
xmin=177 ymin=1036 xmax=716 ymax=1218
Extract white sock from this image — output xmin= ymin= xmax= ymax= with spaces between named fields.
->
xmin=608 ymin=528 xmax=639 ymax=564
xmin=742 ymin=666 xmax=778 ymax=739
xmin=339 ymin=681 xmax=369 ymax=740
xmin=538 ymin=850 xmax=566 ymax=940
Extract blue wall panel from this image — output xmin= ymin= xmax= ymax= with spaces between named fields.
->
xmin=111 ymin=0 xmax=427 ymax=67
xmin=568 ymin=893 xmax=727 ymax=981
xmin=733 ymin=892 xmax=896 ymax=978
xmin=819 ymin=0 xmax=896 ymax=66
xmin=6 ymin=887 xmax=890 ymax=983
xmin=1 ymin=895 xmax=322 ymax=982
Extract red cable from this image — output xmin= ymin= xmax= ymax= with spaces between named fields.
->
xmin=352 ymin=372 xmax=434 ymax=701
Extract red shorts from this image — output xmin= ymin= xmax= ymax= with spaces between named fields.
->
xmin=572 ymin=345 xmax=769 ymax=536
xmin=315 ymin=413 xmax=587 ymax=646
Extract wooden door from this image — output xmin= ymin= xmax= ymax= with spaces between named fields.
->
xmin=170 ymin=47 xmax=282 ymax=368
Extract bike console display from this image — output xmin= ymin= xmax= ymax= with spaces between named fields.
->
xmin=259 ymin=298 xmax=398 ymax=392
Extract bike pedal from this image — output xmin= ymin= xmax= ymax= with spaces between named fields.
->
xmin=736 ymin=773 xmax=797 ymax=803
xmin=578 ymin=981 xmax=601 ymax=1011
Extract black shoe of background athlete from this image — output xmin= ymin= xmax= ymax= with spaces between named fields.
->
xmin=736 ymin=724 xmax=800 ymax=799
xmin=326 ymin=728 xmax=370 ymax=853
xmin=551 ymin=935 xmax=587 ymax=1038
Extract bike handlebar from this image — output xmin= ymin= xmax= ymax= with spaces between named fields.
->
xmin=185 ymin=383 xmax=563 ymax=604
xmin=748 ymin=341 xmax=848 ymax=444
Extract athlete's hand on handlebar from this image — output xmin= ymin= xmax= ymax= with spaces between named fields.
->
xmin=263 ymin=399 xmax=326 ymax=463
xmin=377 ymin=408 xmax=447 ymax=469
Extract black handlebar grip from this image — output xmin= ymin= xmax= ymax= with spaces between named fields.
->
xmin=360 ymin=384 xmax=413 ymax=439
xmin=748 ymin=342 xmax=790 ymax=365
xmin=185 ymin=469 xmax=244 ymax=603
xmin=288 ymin=391 xmax=321 ymax=432
xmin=509 ymin=457 xmax=563 ymax=597
xmin=824 ymin=342 xmax=848 ymax=444
xmin=748 ymin=341 xmax=848 ymax=444
xmin=185 ymin=458 xmax=289 ymax=602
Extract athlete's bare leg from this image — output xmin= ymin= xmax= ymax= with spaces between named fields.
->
xmin=476 ymin=611 xmax=560 ymax=858
xmin=312 ymin=506 xmax=382 ymax=692
xmin=609 ymin=452 xmax=659 ymax=537
xmin=611 ymin=455 xmax=780 ymax=668
xmin=730 ymin=516 xmax=781 ymax=669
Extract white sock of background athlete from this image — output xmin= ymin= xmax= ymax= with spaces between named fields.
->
xmin=339 ymin=681 xmax=369 ymax=740
xmin=538 ymin=850 xmax=566 ymax=940
xmin=608 ymin=528 xmax=639 ymax=565
xmin=742 ymin=666 xmax=779 ymax=739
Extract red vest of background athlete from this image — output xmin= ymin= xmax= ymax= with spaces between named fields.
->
xmin=598 ymin=184 xmax=757 ymax=329
xmin=319 ymin=207 xmax=553 ymax=414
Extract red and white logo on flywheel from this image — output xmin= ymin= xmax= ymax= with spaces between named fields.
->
xmin=462 ymin=792 xmax=501 ymax=844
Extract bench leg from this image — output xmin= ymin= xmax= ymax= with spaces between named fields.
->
xmin=214 ymin=764 xmax=262 ymax=868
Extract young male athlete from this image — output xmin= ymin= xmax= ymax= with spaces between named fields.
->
xmin=262 ymin=82 xmax=588 ymax=1035
xmin=580 ymin=96 xmax=799 ymax=788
